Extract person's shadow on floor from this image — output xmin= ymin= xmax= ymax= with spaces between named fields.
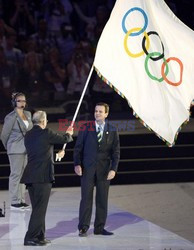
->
xmin=46 ymin=217 xmax=79 ymax=239
xmin=46 ymin=211 xmax=143 ymax=239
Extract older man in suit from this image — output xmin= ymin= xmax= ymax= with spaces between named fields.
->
xmin=74 ymin=102 xmax=120 ymax=237
xmin=20 ymin=110 xmax=73 ymax=246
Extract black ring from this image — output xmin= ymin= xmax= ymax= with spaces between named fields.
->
xmin=142 ymin=31 xmax=164 ymax=61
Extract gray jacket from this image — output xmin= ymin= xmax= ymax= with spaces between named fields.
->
xmin=1 ymin=108 xmax=33 ymax=154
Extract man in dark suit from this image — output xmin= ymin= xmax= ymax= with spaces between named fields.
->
xmin=20 ymin=110 xmax=73 ymax=246
xmin=74 ymin=102 xmax=120 ymax=237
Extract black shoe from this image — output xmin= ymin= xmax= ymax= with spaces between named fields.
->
xmin=94 ymin=229 xmax=114 ymax=236
xmin=39 ymin=238 xmax=51 ymax=244
xmin=79 ymin=228 xmax=88 ymax=237
xmin=20 ymin=202 xmax=31 ymax=209
xmin=24 ymin=240 xmax=46 ymax=246
xmin=10 ymin=204 xmax=24 ymax=211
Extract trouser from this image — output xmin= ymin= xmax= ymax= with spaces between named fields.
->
xmin=78 ymin=173 xmax=110 ymax=232
xmin=24 ymin=183 xmax=52 ymax=241
xmin=8 ymin=154 xmax=27 ymax=204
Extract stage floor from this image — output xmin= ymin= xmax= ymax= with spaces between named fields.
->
xmin=0 ymin=184 xmax=194 ymax=250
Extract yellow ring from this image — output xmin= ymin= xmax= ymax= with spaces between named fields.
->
xmin=124 ymin=27 xmax=150 ymax=58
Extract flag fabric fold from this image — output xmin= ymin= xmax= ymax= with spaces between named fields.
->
xmin=93 ymin=0 xmax=194 ymax=145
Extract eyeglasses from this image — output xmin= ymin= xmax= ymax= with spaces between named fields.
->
xmin=16 ymin=100 xmax=26 ymax=103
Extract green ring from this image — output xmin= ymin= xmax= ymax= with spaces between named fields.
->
xmin=145 ymin=52 xmax=169 ymax=82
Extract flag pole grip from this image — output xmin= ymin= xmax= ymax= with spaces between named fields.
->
xmin=56 ymin=65 xmax=94 ymax=161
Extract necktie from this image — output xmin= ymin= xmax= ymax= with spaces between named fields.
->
xmin=97 ymin=125 xmax=102 ymax=143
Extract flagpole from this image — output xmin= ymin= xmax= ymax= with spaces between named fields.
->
xmin=56 ymin=65 xmax=94 ymax=161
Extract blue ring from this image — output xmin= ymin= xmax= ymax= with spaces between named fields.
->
xmin=122 ymin=7 xmax=148 ymax=36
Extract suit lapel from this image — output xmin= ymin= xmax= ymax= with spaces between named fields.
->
xmin=24 ymin=110 xmax=33 ymax=130
xmin=15 ymin=109 xmax=29 ymax=132
xmin=101 ymin=121 xmax=109 ymax=145
xmin=90 ymin=122 xmax=98 ymax=144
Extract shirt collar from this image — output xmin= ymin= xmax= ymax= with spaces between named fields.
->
xmin=95 ymin=121 xmax=105 ymax=131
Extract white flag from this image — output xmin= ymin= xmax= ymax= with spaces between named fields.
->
xmin=93 ymin=0 xmax=194 ymax=145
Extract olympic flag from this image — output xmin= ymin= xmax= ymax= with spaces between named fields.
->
xmin=93 ymin=0 xmax=194 ymax=145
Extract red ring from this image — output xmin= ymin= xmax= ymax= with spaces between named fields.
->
xmin=161 ymin=57 xmax=183 ymax=86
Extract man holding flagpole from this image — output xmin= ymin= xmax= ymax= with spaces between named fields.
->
xmin=74 ymin=102 xmax=120 ymax=237
xmin=21 ymin=111 xmax=74 ymax=246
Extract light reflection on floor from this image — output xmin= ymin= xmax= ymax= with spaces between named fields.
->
xmin=0 ymin=188 xmax=194 ymax=250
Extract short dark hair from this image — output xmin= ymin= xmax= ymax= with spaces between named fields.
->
xmin=95 ymin=102 xmax=109 ymax=114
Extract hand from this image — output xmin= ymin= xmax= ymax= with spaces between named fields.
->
xmin=66 ymin=126 xmax=74 ymax=136
xmin=107 ymin=170 xmax=116 ymax=180
xmin=57 ymin=149 xmax=65 ymax=159
xmin=74 ymin=165 xmax=82 ymax=176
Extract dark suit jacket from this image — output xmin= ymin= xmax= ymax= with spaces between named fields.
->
xmin=21 ymin=125 xmax=73 ymax=184
xmin=74 ymin=120 xmax=120 ymax=179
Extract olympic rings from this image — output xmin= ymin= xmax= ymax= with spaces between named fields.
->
xmin=122 ymin=7 xmax=148 ymax=36
xmin=124 ymin=27 xmax=150 ymax=58
xmin=122 ymin=7 xmax=183 ymax=87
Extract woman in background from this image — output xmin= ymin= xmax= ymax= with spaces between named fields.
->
xmin=1 ymin=92 xmax=33 ymax=210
